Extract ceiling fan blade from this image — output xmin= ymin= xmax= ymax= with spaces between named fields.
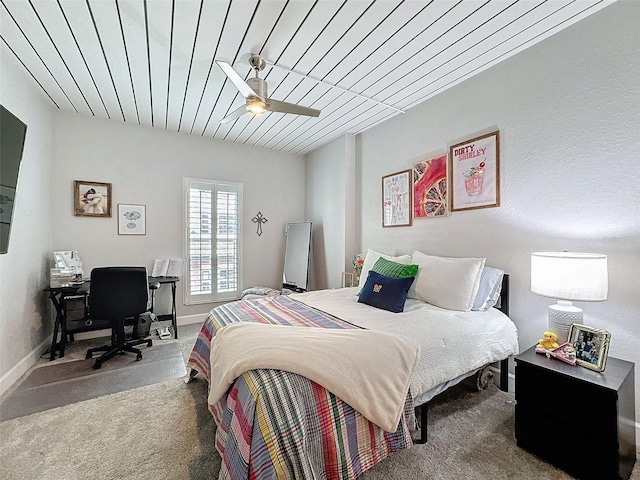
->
xmin=215 ymin=60 xmax=256 ymax=99
xmin=219 ymin=105 xmax=248 ymax=124
xmin=267 ymin=99 xmax=320 ymax=118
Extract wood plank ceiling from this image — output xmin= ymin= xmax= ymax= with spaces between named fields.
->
xmin=1 ymin=0 xmax=614 ymax=155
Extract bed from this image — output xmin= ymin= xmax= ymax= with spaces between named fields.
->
xmin=187 ymin=252 xmax=519 ymax=479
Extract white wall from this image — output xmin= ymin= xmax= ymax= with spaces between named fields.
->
xmin=377 ymin=0 xmax=640 ymax=415
xmin=305 ymin=135 xmax=357 ymax=290
xmin=0 ymin=51 xmax=54 ymax=391
xmin=309 ymin=1 xmax=640 ymax=422
xmin=51 ymin=112 xmax=306 ymax=319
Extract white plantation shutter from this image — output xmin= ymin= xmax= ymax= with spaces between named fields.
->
xmin=183 ymin=178 xmax=242 ymax=304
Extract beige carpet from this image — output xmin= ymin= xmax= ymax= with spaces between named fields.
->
xmin=0 ymin=323 xmax=638 ymax=480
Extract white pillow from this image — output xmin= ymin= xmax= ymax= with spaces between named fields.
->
xmin=471 ymin=267 xmax=504 ymax=311
xmin=410 ymin=251 xmax=486 ymax=311
xmin=359 ymin=249 xmax=411 ymax=286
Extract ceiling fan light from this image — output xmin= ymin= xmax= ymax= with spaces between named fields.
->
xmin=246 ymin=98 xmax=266 ymax=115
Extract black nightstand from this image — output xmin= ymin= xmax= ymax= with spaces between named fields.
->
xmin=515 ymin=346 xmax=636 ymax=480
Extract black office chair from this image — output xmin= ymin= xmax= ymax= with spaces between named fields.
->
xmin=85 ymin=267 xmax=153 ymax=369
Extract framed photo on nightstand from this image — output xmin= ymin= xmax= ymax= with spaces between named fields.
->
xmin=568 ymin=323 xmax=611 ymax=372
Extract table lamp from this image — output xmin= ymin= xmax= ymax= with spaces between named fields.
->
xmin=531 ymin=252 xmax=608 ymax=343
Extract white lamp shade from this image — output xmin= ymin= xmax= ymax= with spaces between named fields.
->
xmin=531 ymin=252 xmax=608 ymax=302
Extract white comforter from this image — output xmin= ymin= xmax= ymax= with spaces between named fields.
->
xmin=290 ymin=287 xmax=519 ymax=400
xmin=208 ymin=322 xmax=420 ymax=432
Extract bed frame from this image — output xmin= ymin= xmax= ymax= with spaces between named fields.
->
xmin=413 ymin=273 xmax=511 ymax=444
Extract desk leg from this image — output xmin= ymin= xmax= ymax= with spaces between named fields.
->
xmin=48 ymin=292 xmax=64 ymax=361
xmin=171 ymin=281 xmax=178 ymax=339
xmin=50 ymin=308 xmax=61 ymax=361
xmin=59 ymin=302 xmax=67 ymax=358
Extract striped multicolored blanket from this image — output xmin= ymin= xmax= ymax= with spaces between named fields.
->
xmin=187 ymin=295 xmax=414 ymax=480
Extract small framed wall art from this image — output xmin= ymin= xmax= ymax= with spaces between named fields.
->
xmin=341 ymin=272 xmax=354 ymax=288
xmin=74 ymin=180 xmax=112 ymax=217
xmin=382 ymin=169 xmax=412 ymax=228
xmin=449 ymin=131 xmax=500 ymax=212
xmin=412 ymin=153 xmax=449 ymax=219
xmin=118 ymin=204 xmax=146 ymax=235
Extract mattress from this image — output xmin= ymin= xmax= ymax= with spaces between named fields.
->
xmin=290 ymin=287 xmax=519 ymax=400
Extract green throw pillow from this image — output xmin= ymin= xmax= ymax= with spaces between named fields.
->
xmin=358 ymin=257 xmax=418 ymax=295
xmin=371 ymin=256 xmax=419 ymax=278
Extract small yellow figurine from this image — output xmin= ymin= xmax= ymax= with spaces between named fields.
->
xmin=537 ymin=331 xmax=559 ymax=350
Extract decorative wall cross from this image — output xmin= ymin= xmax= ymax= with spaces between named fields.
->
xmin=252 ymin=212 xmax=268 ymax=236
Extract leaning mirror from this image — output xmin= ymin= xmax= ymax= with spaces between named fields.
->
xmin=282 ymin=222 xmax=312 ymax=293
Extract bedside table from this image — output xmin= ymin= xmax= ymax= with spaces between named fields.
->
xmin=515 ymin=346 xmax=636 ymax=480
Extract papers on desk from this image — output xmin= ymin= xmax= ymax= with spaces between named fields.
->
xmin=152 ymin=258 xmax=183 ymax=277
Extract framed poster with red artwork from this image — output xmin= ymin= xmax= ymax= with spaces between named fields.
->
xmin=412 ymin=153 xmax=449 ymax=219
xmin=449 ymin=131 xmax=500 ymax=212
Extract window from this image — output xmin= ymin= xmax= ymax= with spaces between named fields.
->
xmin=183 ymin=178 xmax=242 ymax=304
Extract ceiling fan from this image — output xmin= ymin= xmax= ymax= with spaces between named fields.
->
xmin=216 ymin=54 xmax=321 ymax=124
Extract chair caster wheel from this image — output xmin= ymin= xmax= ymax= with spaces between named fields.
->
xmin=86 ymin=352 xmax=92 ymax=359
xmin=136 ymin=353 xmax=142 ymax=361
xmin=93 ymin=361 xmax=102 ymax=369
xmin=147 ymin=339 xmax=153 ymax=347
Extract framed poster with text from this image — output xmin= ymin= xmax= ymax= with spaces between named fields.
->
xmin=449 ymin=131 xmax=500 ymax=211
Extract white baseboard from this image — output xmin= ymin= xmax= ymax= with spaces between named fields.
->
xmin=72 ymin=314 xmax=204 ymax=340
xmin=178 ymin=313 xmax=206 ymax=325
xmin=0 ymin=314 xmax=205 ymax=396
xmin=488 ymin=365 xmax=516 ymax=392
xmin=0 ymin=336 xmax=51 ymax=397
